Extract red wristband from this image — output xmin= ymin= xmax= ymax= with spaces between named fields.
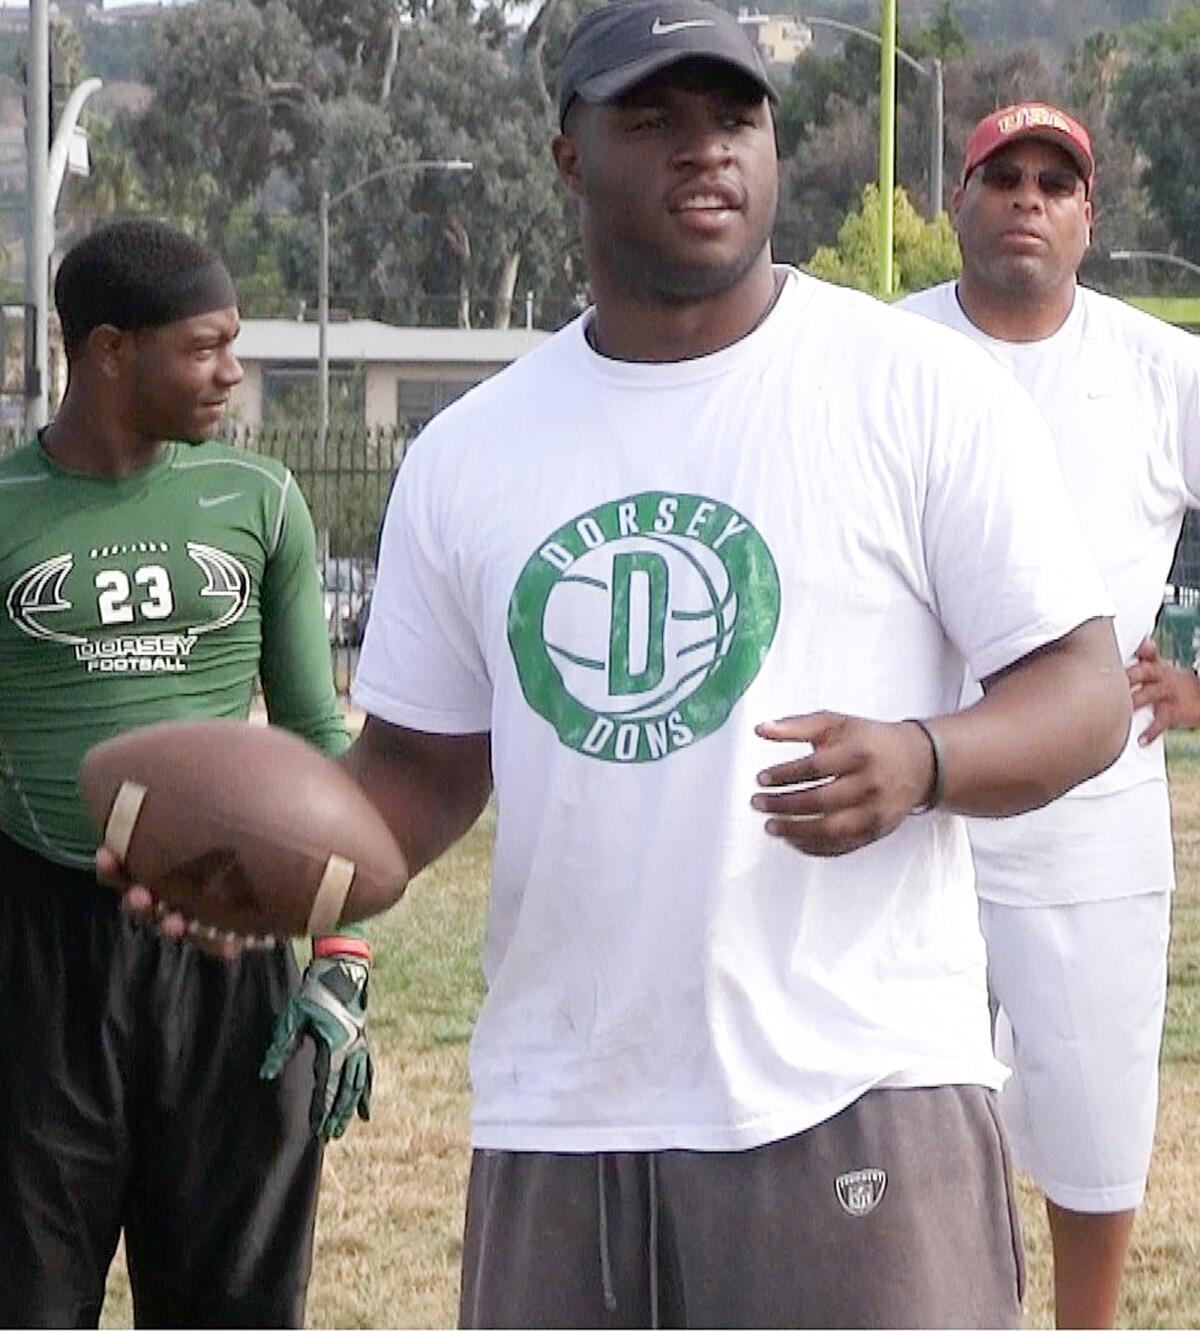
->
xmin=313 ymin=935 xmax=372 ymax=962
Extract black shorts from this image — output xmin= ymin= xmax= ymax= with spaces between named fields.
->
xmin=0 ymin=830 xmax=323 ymax=1328
xmin=460 ymin=1085 xmax=1025 ymax=1329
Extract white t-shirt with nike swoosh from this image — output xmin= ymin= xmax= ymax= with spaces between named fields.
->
xmin=902 ymin=281 xmax=1200 ymax=906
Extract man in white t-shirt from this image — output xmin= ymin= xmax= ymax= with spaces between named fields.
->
xmin=902 ymin=103 xmax=1200 ymax=1329
xmin=116 ymin=12 xmax=1129 ymax=1326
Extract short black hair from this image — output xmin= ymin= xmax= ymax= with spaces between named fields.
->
xmin=55 ymin=219 xmax=237 ymax=355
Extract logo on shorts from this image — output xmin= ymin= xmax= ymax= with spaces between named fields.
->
xmin=506 ymin=492 xmax=780 ymax=764
xmin=835 ymin=1168 xmax=887 ymax=1216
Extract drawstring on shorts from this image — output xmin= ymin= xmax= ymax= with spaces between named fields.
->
xmin=648 ymin=1155 xmax=660 ymax=1330
xmin=597 ymin=1154 xmax=618 ymax=1313
xmin=596 ymin=1153 xmax=662 ymax=1328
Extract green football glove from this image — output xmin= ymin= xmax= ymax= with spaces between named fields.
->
xmin=260 ymin=935 xmax=373 ymax=1141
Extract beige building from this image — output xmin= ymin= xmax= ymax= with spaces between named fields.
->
xmin=736 ymin=9 xmax=813 ymax=67
xmin=229 ymin=319 xmax=549 ymax=434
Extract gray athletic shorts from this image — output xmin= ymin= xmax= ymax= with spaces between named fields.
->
xmin=460 ymin=1085 xmax=1024 ymax=1329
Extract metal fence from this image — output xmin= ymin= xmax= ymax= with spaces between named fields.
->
xmin=229 ymin=423 xmax=407 ymax=691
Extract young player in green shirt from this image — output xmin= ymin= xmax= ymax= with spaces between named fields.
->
xmin=0 ymin=220 xmax=370 ymax=1327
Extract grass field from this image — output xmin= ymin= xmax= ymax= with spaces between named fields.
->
xmin=102 ymin=754 xmax=1200 ymax=1329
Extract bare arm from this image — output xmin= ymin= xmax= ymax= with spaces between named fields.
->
xmin=341 ymin=717 xmax=492 ymax=877
xmin=753 ymin=616 xmax=1130 ymax=857
xmin=937 ymin=615 xmax=1130 ymax=813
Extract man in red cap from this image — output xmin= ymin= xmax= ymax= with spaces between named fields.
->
xmin=903 ymin=104 xmax=1200 ymax=1327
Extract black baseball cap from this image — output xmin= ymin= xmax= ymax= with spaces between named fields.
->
xmin=557 ymin=0 xmax=777 ymax=127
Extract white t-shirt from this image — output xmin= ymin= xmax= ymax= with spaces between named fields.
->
xmin=355 ymin=268 xmax=1112 ymax=1152
xmin=901 ymin=281 xmax=1200 ymax=905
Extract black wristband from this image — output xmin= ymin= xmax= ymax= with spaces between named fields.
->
xmin=908 ymin=718 xmax=945 ymax=813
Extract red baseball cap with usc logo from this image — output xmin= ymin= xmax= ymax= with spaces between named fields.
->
xmin=962 ymin=103 xmax=1094 ymax=196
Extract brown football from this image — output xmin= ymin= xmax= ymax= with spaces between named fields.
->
xmin=78 ymin=720 xmax=408 ymax=938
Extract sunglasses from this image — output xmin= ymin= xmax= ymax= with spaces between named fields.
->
xmin=977 ymin=158 xmax=1084 ymax=199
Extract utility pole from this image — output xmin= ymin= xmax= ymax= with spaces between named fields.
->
xmin=318 ymin=187 xmax=329 ymax=452
xmin=878 ymin=0 xmax=896 ymax=297
xmin=25 ymin=0 xmax=49 ymax=432
xmin=929 ymin=56 xmax=943 ymax=217
xmin=23 ymin=9 xmax=101 ymax=432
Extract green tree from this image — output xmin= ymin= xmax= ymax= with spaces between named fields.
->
xmin=1061 ymin=30 xmax=1158 ymax=287
xmin=1065 ymin=30 xmax=1125 ymax=115
xmin=913 ymin=1 xmax=969 ymax=62
xmin=221 ymin=201 xmax=310 ymax=317
xmin=775 ymin=66 xmax=948 ymax=264
xmin=76 ymin=15 xmax=156 ymax=83
xmin=805 ymin=183 xmax=961 ymax=295
xmin=522 ymin=0 xmax=603 ymax=128
xmin=775 ymin=42 xmax=880 ymax=157
xmin=49 ymin=14 xmax=85 ymax=110
xmin=60 ymin=114 xmax=149 ymax=235
xmin=107 ymin=0 xmax=578 ymax=329
xmin=132 ymin=0 xmax=325 ymax=235
xmin=383 ymin=14 xmax=571 ymax=328
xmin=775 ymin=91 xmax=880 ymax=265
xmin=1113 ymin=7 xmax=1200 ymax=262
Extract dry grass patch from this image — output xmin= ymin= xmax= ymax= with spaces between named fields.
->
xmin=101 ymin=769 xmax=1200 ymax=1328
xmin=306 ymin=1041 xmax=471 ymax=1328
xmin=1015 ymin=1065 xmax=1200 ymax=1330
xmin=302 ymin=812 xmax=489 ymax=1328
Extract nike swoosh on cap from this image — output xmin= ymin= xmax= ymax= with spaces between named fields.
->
xmin=650 ymin=17 xmax=717 ymax=34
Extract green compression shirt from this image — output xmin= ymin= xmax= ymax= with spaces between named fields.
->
xmin=0 ymin=438 xmax=349 ymax=869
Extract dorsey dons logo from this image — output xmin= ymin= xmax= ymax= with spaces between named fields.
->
xmin=507 ymin=492 xmax=779 ymax=764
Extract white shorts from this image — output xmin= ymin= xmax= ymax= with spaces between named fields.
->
xmin=979 ymin=892 xmax=1171 ymax=1214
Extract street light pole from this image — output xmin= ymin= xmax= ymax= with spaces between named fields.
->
xmin=929 ymin=56 xmax=943 ymax=217
xmin=1109 ymin=249 xmax=1200 ymax=279
xmin=317 ymin=157 xmax=472 ymax=453
xmin=46 ymin=77 xmax=102 ymax=231
xmin=878 ymin=0 xmax=896 ymax=297
xmin=25 ymin=0 xmax=49 ymax=432
xmin=318 ymin=186 xmax=329 ymax=451
xmin=24 ymin=14 xmax=102 ymax=433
